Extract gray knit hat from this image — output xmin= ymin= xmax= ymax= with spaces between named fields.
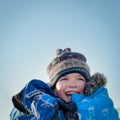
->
xmin=47 ymin=48 xmax=90 ymax=88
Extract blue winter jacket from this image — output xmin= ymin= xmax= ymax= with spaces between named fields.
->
xmin=72 ymin=87 xmax=119 ymax=120
xmin=10 ymin=79 xmax=65 ymax=120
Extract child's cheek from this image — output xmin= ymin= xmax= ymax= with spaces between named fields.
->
xmin=79 ymin=84 xmax=86 ymax=93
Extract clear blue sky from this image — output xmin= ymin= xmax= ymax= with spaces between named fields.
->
xmin=0 ymin=0 xmax=120 ymax=119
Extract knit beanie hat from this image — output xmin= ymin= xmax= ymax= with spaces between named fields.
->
xmin=47 ymin=48 xmax=90 ymax=88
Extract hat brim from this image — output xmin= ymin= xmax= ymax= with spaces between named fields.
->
xmin=49 ymin=67 xmax=90 ymax=89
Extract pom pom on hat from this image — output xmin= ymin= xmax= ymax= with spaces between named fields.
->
xmin=47 ymin=48 xmax=91 ymax=88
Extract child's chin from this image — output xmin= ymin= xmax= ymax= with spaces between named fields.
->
xmin=65 ymin=97 xmax=71 ymax=102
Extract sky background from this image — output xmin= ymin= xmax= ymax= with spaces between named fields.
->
xmin=0 ymin=0 xmax=120 ymax=119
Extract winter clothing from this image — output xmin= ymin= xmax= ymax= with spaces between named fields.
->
xmin=47 ymin=48 xmax=90 ymax=88
xmin=84 ymin=72 xmax=107 ymax=95
xmin=72 ymin=87 xmax=119 ymax=120
xmin=10 ymin=79 xmax=79 ymax=120
xmin=72 ymin=72 xmax=119 ymax=120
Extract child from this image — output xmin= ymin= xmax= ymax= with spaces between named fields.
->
xmin=10 ymin=48 xmax=119 ymax=120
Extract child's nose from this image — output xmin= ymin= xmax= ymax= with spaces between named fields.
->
xmin=68 ymin=81 xmax=77 ymax=88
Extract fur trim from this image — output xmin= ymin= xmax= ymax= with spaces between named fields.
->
xmin=91 ymin=72 xmax=107 ymax=87
xmin=84 ymin=72 xmax=107 ymax=96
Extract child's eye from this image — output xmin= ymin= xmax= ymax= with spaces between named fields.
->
xmin=59 ymin=78 xmax=68 ymax=81
xmin=78 ymin=78 xmax=85 ymax=81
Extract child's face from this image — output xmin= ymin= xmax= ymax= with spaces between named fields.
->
xmin=54 ymin=73 xmax=86 ymax=102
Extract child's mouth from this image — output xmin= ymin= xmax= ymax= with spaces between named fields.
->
xmin=65 ymin=91 xmax=79 ymax=101
xmin=66 ymin=91 xmax=79 ymax=95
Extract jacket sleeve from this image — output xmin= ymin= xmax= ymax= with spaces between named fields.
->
xmin=72 ymin=87 xmax=120 ymax=120
xmin=10 ymin=79 xmax=65 ymax=120
xmin=31 ymin=93 xmax=59 ymax=120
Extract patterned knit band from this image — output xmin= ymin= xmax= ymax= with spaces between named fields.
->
xmin=47 ymin=48 xmax=90 ymax=88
